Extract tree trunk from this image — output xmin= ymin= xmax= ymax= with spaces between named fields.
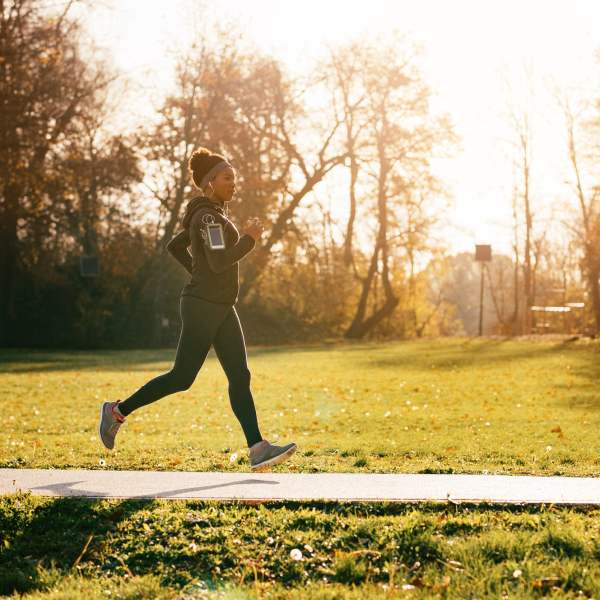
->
xmin=344 ymin=157 xmax=399 ymax=338
xmin=345 ymin=237 xmax=381 ymax=338
xmin=522 ymin=146 xmax=533 ymax=334
xmin=510 ymin=183 xmax=521 ymax=335
xmin=585 ymin=256 xmax=600 ymax=335
xmin=343 ymin=155 xmax=359 ymax=267
xmin=0 ymin=184 xmax=19 ymax=346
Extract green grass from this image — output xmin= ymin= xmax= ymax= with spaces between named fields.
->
xmin=1 ymin=337 xmax=600 ymax=475
xmin=3 ymin=337 xmax=600 ymax=598
xmin=2 ymin=494 xmax=600 ymax=598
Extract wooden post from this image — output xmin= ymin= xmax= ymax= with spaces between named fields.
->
xmin=479 ymin=262 xmax=485 ymax=336
xmin=475 ymin=245 xmax=492 ymax=336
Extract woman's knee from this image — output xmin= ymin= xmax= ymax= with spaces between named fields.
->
xmin=168 ymin=369 xmax=197 ymax=392
xmin=229 ymin=367 xmax=251 ymax=389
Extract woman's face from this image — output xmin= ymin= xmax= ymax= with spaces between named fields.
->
xmin=207 ymin=166 xmax=237 ymax=202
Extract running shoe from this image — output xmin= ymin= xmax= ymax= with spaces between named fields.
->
xmin=99 ymin=400 xmax=125 ymax=450
xmin=249 ymin=439 xmax=297 ymax=470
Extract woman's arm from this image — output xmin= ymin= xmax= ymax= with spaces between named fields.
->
xmin=203 ymin=233 xmax=256 ymax=274
xmin=191 ymin=209 xmax=256 ymax=274
xmin=166 ymin=229 xmax=192 ymax=275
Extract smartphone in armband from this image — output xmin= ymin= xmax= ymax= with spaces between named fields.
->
xmin=207 ymin=223 xmax=226 ymax=249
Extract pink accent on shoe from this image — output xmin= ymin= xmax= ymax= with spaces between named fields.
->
xmin=111 ymin=403 xmax=125 ymax=422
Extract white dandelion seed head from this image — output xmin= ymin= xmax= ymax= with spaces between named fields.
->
xmin=290 ymin=548 xmax=303 ymax=561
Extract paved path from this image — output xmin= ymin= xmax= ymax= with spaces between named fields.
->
xmin=2 ymin=469 xmax=600 ymax=504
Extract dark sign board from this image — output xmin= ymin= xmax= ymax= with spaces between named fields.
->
xmin=80 ymin=255 xmax=100 ymax=277
xmin=475 ymin=244 xmax=492 ymax=262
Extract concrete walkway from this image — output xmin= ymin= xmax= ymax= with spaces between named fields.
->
xmin=2 ymin=468 xmax=600 ymax=504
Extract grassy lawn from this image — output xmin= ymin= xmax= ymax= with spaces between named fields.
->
xmin=2 ymin=337 xmax=600 ymax=598
xmin=1 ymin=337 xmax=600 ymax=475
xmin=2 ymin=495 xmax=600 ymax=599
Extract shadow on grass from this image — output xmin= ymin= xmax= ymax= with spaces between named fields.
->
xmin=0 ymin=340 xmax=376 ymax=374
xmin=0 ymin=495 xmax=149 ymax=596
xmin=364 ymin=336 xmax=600 ymax=412
xmin=0 ymin=349 xmax=177 ymax=374
xmin=551 ymin=347 xmax=600 ymax=410
xmin=367 ymin=337 xmax=583 ymax=372
xmin=2 ymin=493 xmax=599 ymax=596
xmin=0 ymin=338 xmax=594 ymax=379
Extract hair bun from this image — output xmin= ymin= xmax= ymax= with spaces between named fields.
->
xmin=188 ymin=146 xmax=229 ymax=190
xmin=189 ymin=147 xmax=212 ymax=172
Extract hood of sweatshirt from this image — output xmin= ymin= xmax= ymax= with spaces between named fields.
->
xmin=182 ymin=195 xmax=225 ymax=230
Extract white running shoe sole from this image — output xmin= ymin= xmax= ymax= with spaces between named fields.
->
xmin=251 ymin=444 xmax=297 ymax=471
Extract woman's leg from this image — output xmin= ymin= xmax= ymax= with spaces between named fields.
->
xmin=212 ymin=306 xmax=263 ymax=447
xmin=118 ymin=296 xmax=230 ymax=417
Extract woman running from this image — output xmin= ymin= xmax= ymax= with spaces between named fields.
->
xmin=98 ymin=147 xmax=297 ymax=471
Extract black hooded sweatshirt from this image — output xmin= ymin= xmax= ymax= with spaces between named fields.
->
xmin=166 ymin=195 xmax=256 ymax=305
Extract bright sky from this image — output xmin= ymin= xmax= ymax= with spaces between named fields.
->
xmin=81 ymin=0 xmax=600 ymax=257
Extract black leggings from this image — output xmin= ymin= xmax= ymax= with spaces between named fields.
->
xmin=118 ymin=295 xmax=263 ymax=447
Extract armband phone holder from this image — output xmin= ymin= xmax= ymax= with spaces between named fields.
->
xmin=207 ymin=223 xmax=225 ymax=249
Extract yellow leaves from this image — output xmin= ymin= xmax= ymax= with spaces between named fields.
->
xmin=432 ymin=575 xmax=451 ymax=591
xmin=532 ymin=576 xmax=562 ymax=591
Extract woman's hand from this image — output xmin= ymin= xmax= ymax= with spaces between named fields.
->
xmin=242 ymin=217 xmax=264 ymax=241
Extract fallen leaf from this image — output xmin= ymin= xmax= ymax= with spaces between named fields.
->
xmin=408 ymin=576 xmax=426 ymax=589
xmin=433 ymin=575 xmax=451 ymax=591
xmin=532 ymin=576 xmax=562 ymax=590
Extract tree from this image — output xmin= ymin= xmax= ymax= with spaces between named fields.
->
xmin=556 ymin=91 xmax=600 ymax=333
xmin=320 ymin=32 xmax=456 ymax=339
xmin=0 ymin=0 xmax=117 ymax=344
